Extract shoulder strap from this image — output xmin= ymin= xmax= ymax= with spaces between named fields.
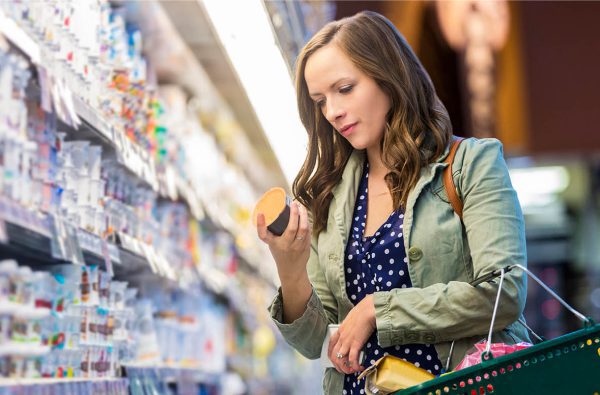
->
xmin=443 ymin=137 xmax=465 ymax=220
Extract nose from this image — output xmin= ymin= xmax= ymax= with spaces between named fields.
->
xmin=324 ymin=99 xmax=345 ymax=125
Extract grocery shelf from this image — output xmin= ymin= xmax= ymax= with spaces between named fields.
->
xmin=0 ymin=8 xmax=203 ymax=222
xmin=0 ymin=377 xmax=127 ymax=387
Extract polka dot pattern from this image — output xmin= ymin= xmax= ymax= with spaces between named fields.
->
xmin=343 ymin=161 xmax=442 ymax=394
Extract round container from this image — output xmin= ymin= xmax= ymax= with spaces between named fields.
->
xmin=252 ymin=187 xmax=292 ymax=236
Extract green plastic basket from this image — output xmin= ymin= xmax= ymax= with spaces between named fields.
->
xmin=396 ymin=321 xmax=600 ymax=395
xmin=394 ymin=265 xmax=600 ymax=395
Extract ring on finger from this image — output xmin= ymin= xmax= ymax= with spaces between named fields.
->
xmin=295 ymin=236 xmax=304 ymax=240
xmin=336 ymin=352 xmax=344 ymax=359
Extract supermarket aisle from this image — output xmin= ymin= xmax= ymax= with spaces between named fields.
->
xmin=0 ymin=1 xmax=322 ymax=394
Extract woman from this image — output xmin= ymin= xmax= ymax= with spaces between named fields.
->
xmin=256 ymin=11 xmax=530 ymax=395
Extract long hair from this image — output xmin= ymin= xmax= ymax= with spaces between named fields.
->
xmin=293 ymin=11 xmax=453 ymax=236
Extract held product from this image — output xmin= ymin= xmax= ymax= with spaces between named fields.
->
xmin=252 ymin=187 xmax=292 ymax=236
xmin=357 ymin=355 xmax=435 ymax=394
xmin=321 ymin=324 xmax=365 ymax=369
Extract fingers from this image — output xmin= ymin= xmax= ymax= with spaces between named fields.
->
xmin=281 ymin=201 xmax=300 ymax=243
xmin=335 ymin=343 xmax=353 ymax=374
xmin=256 ymin=213 xmax=274 ymax=243
xmin=347 ymin=347 xmax=363 ymax=372
xmin=293 ymin=203 xmax=310 ymax=246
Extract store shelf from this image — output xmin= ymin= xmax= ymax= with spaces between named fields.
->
xmin=0 ymin=377 xmax=127 ymax=387
xmin=0 ymin=9 xmax=203 ymax=222
xmin=123 ymin=364 xmax=220 ymax=386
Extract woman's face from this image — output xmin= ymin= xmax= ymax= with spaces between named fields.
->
xmin=304 ymin=44 xmax=391 ymax=152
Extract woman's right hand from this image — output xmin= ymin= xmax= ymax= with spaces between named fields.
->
xmin=256 ymin=201 xmax=311 ymax=283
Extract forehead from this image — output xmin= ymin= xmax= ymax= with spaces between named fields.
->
xmin=304 ymin=44 xmax=360 ymax=93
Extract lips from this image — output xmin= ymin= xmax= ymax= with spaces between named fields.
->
xmin=339 ymin=122 xmax=357 ymax=135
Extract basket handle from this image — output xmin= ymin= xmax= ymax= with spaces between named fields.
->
xmin=478 ymin=264 xmax=595 ymax=362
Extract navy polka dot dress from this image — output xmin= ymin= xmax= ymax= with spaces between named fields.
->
xmin=342 ymin=161 xmax=442 ymax=395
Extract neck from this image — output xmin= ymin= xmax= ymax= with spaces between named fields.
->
xmin=366 ymin=146 xmax=387 ymax=180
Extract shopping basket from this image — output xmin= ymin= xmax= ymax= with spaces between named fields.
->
xmin=396 ymin=264 xmax=600 ymax=395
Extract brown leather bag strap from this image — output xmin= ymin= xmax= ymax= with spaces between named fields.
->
xmin=443 ymin=136 xmax=465 ymax=220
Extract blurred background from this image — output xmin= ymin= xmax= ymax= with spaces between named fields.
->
xmin=0 ymin=1 xmax=598 ymax=394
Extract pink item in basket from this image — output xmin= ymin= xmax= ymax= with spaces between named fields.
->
xmin=455 ymin=341 xmax=533 ymax=370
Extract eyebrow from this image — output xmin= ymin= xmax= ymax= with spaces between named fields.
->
xmin=308 ymin=78 xmax=351 ymax=98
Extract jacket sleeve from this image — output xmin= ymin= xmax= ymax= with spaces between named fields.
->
xmin=373 ymin=138 xmax=528 ymax=347
xmin=268 ymin=237 xmax=338 ymax=359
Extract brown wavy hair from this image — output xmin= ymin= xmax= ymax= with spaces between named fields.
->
xmin=293 ymin=11 xmax=453 ymax=236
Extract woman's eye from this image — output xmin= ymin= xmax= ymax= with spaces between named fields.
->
xmin=316 ymin=99 xmax=325 ymax=107
xmin=340 ymin=85 xmax=353 ymax=94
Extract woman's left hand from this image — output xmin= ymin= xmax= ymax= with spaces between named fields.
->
xmin=328 ymin=294 xmax=376 ymax=374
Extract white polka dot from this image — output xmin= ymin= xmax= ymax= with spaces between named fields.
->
xmin=362 ymin=273 xmax=366 ymax=278
xmin=348 ymin=254 xmax=353 ymax=260
xmin=355 ymin=217 xmax=359 ymax=221
xmin=399 ymin=270 xmax=404 ymax=275
xmin=435 ymin=365 xmax=439 ymax=370
xmin=357 ymin=206 xmax=362 ymax=210
xmin=356 ymin=274 xmax=361 ymax=280
xmin=376 ymin=286 xmax=380 ymax=291
xmin=400 ymin=214 xmax=404 ymax=218
xmin=374 ymin=349 xmax=379 ymax=355
xmin=360 ymin=195 xmax=365 ymax=200
xmin=378 ymin=277 xmax=382 ymax=282
xmin=358 ymin=286 xmax=361 ymax=292
xmin=363 ymin=283 xmax=367 ymax=288
xmin=398 ymin=233 xmax=403 ymax=237
xmin=371 ymin=280 xmax=375 ymax=285
xmin=371 ymin=239 xmax=376 ymax=244
xmin=347 ymin=282 xmax=350 ymax=287
xmin=426 ymin=355 xmax=432 ymax=361
xmin=353 ymin=382 xmax=356 ymax=388
xmin=351 ymin=295 xmax=357 ymax=300
xmin=388 ymin=270 xmax=394 ymax=275
xmin=377 ymin=265 xmax=382 ymax=270
xmin=347 ymin=268 xmax=352 ymax=274
xmin=356 ymin=249 xmax=360 ymax=254
xmin=395 ymin=345 xmax=401 ymax=351
xmin=353 ymin=279 xmax=358 ymax=285
xmin=391 ymin=232 xmax=395 ymax=236
xmin=361 ymin=222 xmax=365 ymax=226
xmin=417 ymin=350 xmax=422 ymax=355
xmin=389 ymin=259 xmax=395 ymax=264
xmin=386 ymin=281 xmax=392 ymax=287
xmin=372 ymin=253 xmax=376 ymax=258
xmin=367 ymin=342 xmax=372 ymax=348
xmin=384 ymin=352 xmax=389 ymax=356
xmin=404 ymin=257 xmax=408 ymax=263
xmin=427 ymin=369 xmax=432 ymax=374
xmin=344 ymin=390 xmax=348 ymax=394
xmin=362 ymin=259 xmax=366 ymax=264
xmin=394 ymin=242 xmax=400 ymax=248
xmin=360 ymin=390 xmax=364 ymax=394
xmin=379 ymin=240 xmax=385 ymax=245
xmin=405 ymin=348 xmax=410 ymax=354
xmin=384 ymin=249 xmax=389 ymax=254
xmin=415 ymin=362 xmax=420 ymax=367
xmin=401 ymin=284 xmax=407 ymax=288
xmin=370 ymin=359 xmax=376 ymax=365
xmin=353 ymin=227 xmax=358 ymax=232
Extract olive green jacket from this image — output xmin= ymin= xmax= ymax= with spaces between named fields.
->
xmin=269 ymin=138 xmax=530 ymax=394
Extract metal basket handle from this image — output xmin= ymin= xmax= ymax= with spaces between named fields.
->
xmin=445 ymin=264 xmax=595 ymax=371
xmin=480 ymin=264 xmax=594 ymax=361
